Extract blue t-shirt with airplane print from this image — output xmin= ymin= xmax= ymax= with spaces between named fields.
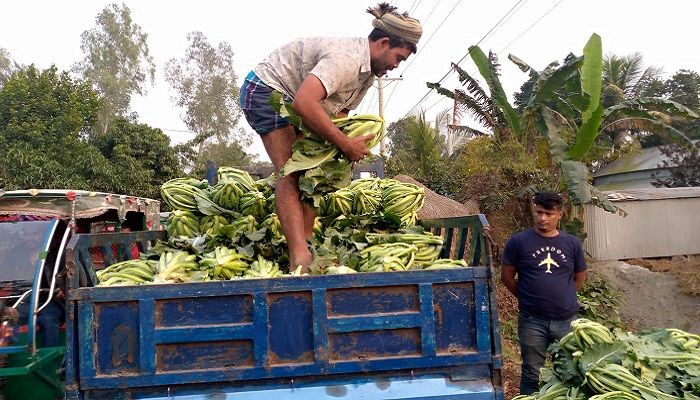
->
xmin=502 ymin=228 xmax=587 ymax=320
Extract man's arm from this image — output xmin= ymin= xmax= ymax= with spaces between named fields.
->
xmin=292 ymin=75 xmax=372 ymax=162
xmin=501 ymin=264 xmax=518 ymax=297
xmin=574 ymin=271 xmax=587 ymax=291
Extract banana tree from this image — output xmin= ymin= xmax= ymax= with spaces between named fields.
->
xmin=522 ymin=34 xmax=696 ymax=212
xmin=428 ymin=33 xmax=698 ymax=214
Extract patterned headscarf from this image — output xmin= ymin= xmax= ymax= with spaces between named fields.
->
xmin=367 ymin=3 xmax=422 ymax=46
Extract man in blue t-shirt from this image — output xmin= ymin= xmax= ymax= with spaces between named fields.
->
xmin=501 ymin=192 xmax=587 ymax=395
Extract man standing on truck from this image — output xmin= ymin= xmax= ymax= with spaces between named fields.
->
xmin=239 ymin=3 xmax=422 ymax=273
xmin=500 ymin=192 xmax=587 ymax=395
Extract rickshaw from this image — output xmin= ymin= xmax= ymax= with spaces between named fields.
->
xmin=0 ymin=189 xmax=160 ymax=399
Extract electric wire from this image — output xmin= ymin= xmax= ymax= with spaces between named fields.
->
xmin=403 ymin=0 xmax=528 ymax=116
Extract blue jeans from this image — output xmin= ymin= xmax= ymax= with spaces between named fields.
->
xmin=517 ymin=313 xmax=575 ymax=395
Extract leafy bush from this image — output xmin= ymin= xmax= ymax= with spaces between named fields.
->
xmin=577 ymin=275 xmax=624 ymax=328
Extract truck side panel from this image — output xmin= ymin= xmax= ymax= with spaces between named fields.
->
xmin=71 ymin=269 xmax=493 ymax=389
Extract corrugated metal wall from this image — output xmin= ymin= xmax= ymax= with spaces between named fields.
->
xmin=583 ymin=197 xmax=700 ymax=260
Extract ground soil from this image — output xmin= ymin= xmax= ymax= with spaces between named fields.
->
xmin=588 ymin=258 xmax=700 ymax=333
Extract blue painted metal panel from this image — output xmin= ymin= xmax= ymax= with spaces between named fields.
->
xmin=419 ymin=283 xmax=437 ymax=358
xmin=138 ymin=299 xmax=156 ymax=375
xmin=92 ymin=301 xmax=140 ymax=376
xmin=268 ymin=291 xmax=314 ymax=365
xmin=74 ymin=271 xmax=496 ymax=389
xmin=252 ymin=291 xmax=269 ymax=368
xmin=327 ymin=313 xmax=422 ymax=333
xmin=433 ymin=283 xmax=476 ymax=354
xmin=67 ymin=215 xmax=504 ymax=399
xmin=326 ymin=285 xmax=419 ymax=316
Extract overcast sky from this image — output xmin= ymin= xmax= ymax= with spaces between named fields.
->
xmin=1 ymin=1 xmax=698 ymax=162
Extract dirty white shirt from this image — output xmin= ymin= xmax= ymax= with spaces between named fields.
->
xmin=253 ymin=37 xmax=375 ymax=116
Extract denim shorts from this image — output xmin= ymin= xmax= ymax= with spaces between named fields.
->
xmin=239 ymin=71 xmax=293 ymax=135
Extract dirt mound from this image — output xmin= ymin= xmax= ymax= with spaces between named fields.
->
xmin=589 ymin=260 xmax=700 ymax=333
xmin=625 ymin=255 xmax=700 ymax=296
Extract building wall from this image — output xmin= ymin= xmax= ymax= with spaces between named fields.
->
xmin=583 ymin=197 xmax=700 ymax=260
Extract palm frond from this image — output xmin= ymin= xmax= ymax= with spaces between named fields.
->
xmin=451 ymin=63 xmax=496 ymax=116
xmin=454 ymin=89 xmax=498 ymax=130
xmin=632 ymin=66 xmax=663 ymax=97
xmin=434 ymin=107 xmax=452 ymax=131
xmin=448 ymin=124 xmax=488 ymax=137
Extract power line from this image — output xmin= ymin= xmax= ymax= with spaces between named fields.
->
xmin=417 ymin=0 xmax=442 ymax=26
xmin=424 ymin=95 xmax=451 ymax=114
xmin=483 ymin=0 xmax=530 ymax=44
xmin=498 ymin=0 xmax=566 ymax=54
xmin=160 ymin=127 xmax=195 ymax=134
xmin=385 ymin=0 xmax=462 ymax=109
xmin=361 ymin=87 xmax=377 ymax=114
xmin=408 ymin=0 xmax=423 ymax=14
xmin=396 ymin=0 xmax=461 ymax=79
xmin=403 ymin=0 xmax=528 ymax=117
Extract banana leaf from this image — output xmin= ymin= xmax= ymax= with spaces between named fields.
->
xmin=568 ymin=104 xmax=605 ymax=161
xmin=532 ymin=54 xmax=584 ymax=106
xmin=541 ymin=108 xmax=619 ymax=213
xmin=580 ymin=33 xmax=603 ymax=122
xmin=469 ymin=46 xmax=522 ymax=137
xmin=508 ymin=54 xmax=539 ymax=79
xmin=604 ymin=97 xmax=699 ymax=120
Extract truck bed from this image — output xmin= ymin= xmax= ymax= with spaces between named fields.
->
xmin=64 ymin=216 xmax=503 ymax=400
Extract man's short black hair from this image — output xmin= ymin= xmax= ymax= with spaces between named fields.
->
xmin=368 ymin=28 xmax=418 ymax=54
xmin=533 ymin=192 xmax=564 ymax=210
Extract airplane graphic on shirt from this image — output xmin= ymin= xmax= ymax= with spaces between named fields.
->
xmin=538 ymin=252 xmax=559 ymax=273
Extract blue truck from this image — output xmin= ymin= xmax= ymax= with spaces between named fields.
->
xmin=64 ymin=215 xmax=504 ymax=400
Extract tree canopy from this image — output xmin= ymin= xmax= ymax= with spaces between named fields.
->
xmin=0 ymin=65 xmax=180 ymax=199
xmin=73 ymin=3 xmax=155 ymax=135
xmin=165 ymin=31 xmax=251 ymax=172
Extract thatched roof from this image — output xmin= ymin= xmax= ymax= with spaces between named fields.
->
xmin=394 ymin=175 xmax=480 ymax=219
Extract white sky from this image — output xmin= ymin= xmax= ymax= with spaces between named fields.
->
xmin=1 ymin=1 xmax=698 ymax=162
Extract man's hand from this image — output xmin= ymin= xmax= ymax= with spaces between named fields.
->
xmin=294 ymin=75 xmax=375 ymax=161
xmin=341 ymin=134 xmax=374 ymax=162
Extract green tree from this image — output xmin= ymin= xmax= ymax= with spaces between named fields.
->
xmin=602 ymin=53 xmax=664 ymax=107
xmin=665 ymin=70 xmax=700 ymax=142
xmin=652 ymin=142 xmax=700 ymax=188
xmin=165 ymin=31 xmax=247 ymax=170
xmin=430 ymin=35 xmax=696 ymax=214
xmin=665 ymin=69 xmax=700 ymax=110
xmin=385 ymin=113 xmax=445 ymax=181
xmin=90 ymin=116 xmax=182 ymax=198
xmin=386 ymin=116 xmax=415 ymax=156
xmin=0 ymin=65 xmax=120 ymax=190
xmin=0 ymin=48 xmax=15 ymax=87
xmin=165 ymin=31 xmax=249 ymax=173
xmin=0 ymin=65 xmax=179 ymax=200
xmin=74 ymin=3 xmax=155 ymax=135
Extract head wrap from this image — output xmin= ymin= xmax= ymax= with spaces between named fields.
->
xmin=367 ymin=3 xmax=422 ymax=45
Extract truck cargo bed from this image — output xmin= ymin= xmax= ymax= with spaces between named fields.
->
xmin=64 ymin=216 xmax=503 ymax=400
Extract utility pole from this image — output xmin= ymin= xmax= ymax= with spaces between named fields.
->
xmin=376 ymin=76 xmax=402 ymax=157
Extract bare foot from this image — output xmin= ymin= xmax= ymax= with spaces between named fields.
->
xmin=290 ymin=250 xmax=314 ymax=274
